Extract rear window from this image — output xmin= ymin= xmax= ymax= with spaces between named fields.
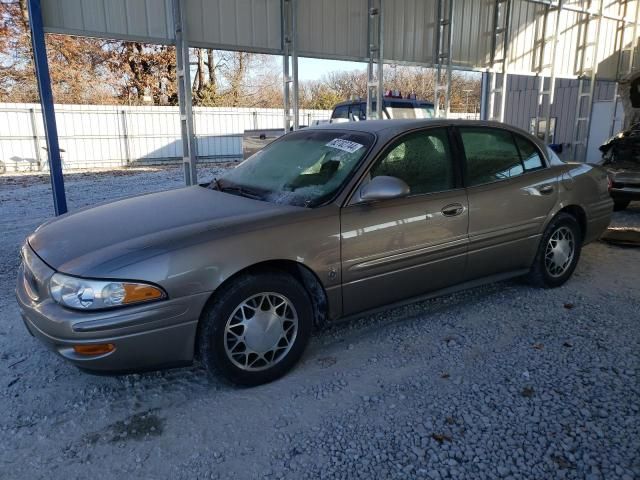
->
xmin=384 ymin=102 xmax=435 ymax=120
xmin=331 ymin=105 xmax=349 ymax=120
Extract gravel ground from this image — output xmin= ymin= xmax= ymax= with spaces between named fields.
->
xmin=0 ymin=167 xmax=639 ymax=480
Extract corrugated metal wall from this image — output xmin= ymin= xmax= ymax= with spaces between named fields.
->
xmin=451 ymin=0 xmax=494 ymax=69
xmin=42 ymin=0 xmax=174 ymax=43
xmin=504 ymin=74 xmax=617 ymax=146
xmin=381 ymin=0 xmax=436 ymax=65
xmin=296 ymin=0 xmax=368 ymax=60
xmin=186 ymin=0 xmax=281 ymax=53
xmin=41 ymin=0 xmax=637 ymax=80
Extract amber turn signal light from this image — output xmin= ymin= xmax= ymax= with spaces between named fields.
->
xmin=73 ymin=343 xmax=115 ymax=355
xmin=123 ymin=284 xmax=164 ymax=304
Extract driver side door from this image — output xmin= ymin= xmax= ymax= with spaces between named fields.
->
xmin=340 ymin=127 xmax=469 ymax=315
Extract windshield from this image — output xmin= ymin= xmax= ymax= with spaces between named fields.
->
xmin=218 ymin=130 xmax=374 ymax=207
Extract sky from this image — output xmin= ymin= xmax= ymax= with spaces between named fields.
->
xmin=296 ymin=57 xmax=366 ymax=81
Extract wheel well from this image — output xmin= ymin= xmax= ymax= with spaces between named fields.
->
xmin=200 ymin=260 xmax=329 ymax=329
xmin=558 ymin=205 xmax=587 ymax=241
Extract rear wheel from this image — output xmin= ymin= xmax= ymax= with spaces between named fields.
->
xmin=613 ymin=199 xmax=630 ymax=211
xmin=198 ymin=272 xmax=313 ymax=386
xmin=527 ymin=213 xmax=582 ymax=288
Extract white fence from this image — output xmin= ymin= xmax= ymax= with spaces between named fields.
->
xmin=0 ymin=103 xmax=332 ymax=173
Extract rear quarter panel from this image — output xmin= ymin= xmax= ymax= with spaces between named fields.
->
xmin=547 ymin=163 xmax=612 ymax=244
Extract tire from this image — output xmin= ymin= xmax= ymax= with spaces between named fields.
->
xmin=197 ymin=271 xmax=313 ymax=386
xmin=526 ymin=213 xmax=582 ymax=288
xmin=613 ymin=199 xmax=631 ymax=212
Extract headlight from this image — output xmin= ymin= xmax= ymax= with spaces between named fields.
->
xmin=49 ymin=273 xmax=165 ymax=310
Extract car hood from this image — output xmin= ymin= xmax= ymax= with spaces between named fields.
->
xmin=29 ymin=185 xmax=300 ymax=275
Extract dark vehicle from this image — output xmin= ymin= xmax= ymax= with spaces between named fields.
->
xmin=599 ymin=123 xmax=640 ymax=211
xmin=17 ymin=120 xmax=612 ymax=386
xmin=330 ymin=91 xmax=435 ymax=123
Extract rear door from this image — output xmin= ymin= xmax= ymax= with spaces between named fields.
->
xmin=340 ymin=127 xmax=469 ymax=315
xmin=455 ymin=127 xmax=558 ymax=279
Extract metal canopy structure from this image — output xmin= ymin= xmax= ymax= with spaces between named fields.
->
xmin=27 ymin=0 xmax=640 ymax=214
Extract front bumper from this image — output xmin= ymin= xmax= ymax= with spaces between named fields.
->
xmin=16 ymin=246 xmax=211 ymax=373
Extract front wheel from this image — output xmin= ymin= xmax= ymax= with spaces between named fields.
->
xmin=526 ymin=213 xmax=582 ymax=288
xmin=197 ymin=272 xmax=313 ymax=386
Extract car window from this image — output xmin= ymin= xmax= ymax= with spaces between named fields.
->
xmin=350 ymin=104 xmax=366 ymax=120
xmin=546 ymin=146 xmax=564 ymax=165
xmin=514 ymin=135 xmax=544 ymax=171
xmin=369 ymin=128 xmax=454 ymax=195
xmin=331 ymin=105 xmax=349 ymax=120
xmin=459 ymin=128 xmax=523 ymax=186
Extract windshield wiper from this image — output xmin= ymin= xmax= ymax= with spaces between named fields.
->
xmin=220 ymin=185 xmax=265 ymax=201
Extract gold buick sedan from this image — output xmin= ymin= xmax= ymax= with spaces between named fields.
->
xmin=17 ymin=120 xmax=612 ymax=385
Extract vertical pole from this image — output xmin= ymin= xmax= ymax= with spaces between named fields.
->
xmin=543 ymin=0 xmax=563 ymax=144
xmin=291 ymin=0 xmax=299 ymax=130
xmin=377 ymin=0 xmax=384 ymax=119
xmin=282 ymin=0 xmax=292 ymax=131
xmin=27 ymin=0 xmax=67 ymax=215
xmin=480 ymin=72 xmax=490 ymax=121
xmin=119 ymin=109 xmax=131 ymax=165
xmin=172 ymin=0 xmax=198 ymax=186
xmin=28 ymin=107 xmax=43 ymax=171
xmin=444 ymin=0 xmax=453 ymax=117
xmin=498 ymin=0 xmax=512 ymax=123
xmin=366 ymin=0 xmax=382 ymax=119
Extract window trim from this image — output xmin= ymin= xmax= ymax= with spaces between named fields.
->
xmin=454 ymin=125 xmax=549 ymax=188
xmin=344 ymin=126 xmax=464 ymax=206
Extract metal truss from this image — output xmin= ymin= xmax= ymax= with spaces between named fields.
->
xmin=572 ymin=0 xmax=603 ymax=162
xmin=534 ymin=0 xmax=563 ymax=144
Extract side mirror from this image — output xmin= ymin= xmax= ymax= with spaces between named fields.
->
xmin=360 ymin=175 xmax=410 ymax=202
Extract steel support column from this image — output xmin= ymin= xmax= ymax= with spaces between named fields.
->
xmin=367 ymin=0 xmax=383 ymax=120
xmin=27 ymin=0 xmax=67 ymax=215
xmin=572 ymin=0 xmax=603 ymax=162
xmin=434 ymin=0 xmax=453 ymax=118
xmin=291 ymin=0 xmax=299 ymax=129
xmin=534 ymin=0 xmax=563 ymax=144
xmin=480 ymin=71 xmax=490 ymax=121
xmin=172 ymin=0 xmax=197 ymax=186
xmin=282 ymin=0 xmax=293 ymax=131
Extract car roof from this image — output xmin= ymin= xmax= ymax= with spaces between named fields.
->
xmin=307 ymin=119 xmax=546 ymax=151
xmin=309 ymin=118 xmax=512 ymax=133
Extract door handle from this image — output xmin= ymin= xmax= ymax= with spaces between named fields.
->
xmin=441 ymin=203 xmax=465 ymax=217
xmin=537 ymin=184 xmax=554 ymax=195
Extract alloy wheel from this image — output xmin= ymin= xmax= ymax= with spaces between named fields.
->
xmin=224 ymin=293 xmax=298 ymax=371
xmin=544 ymin=226 xmax=575 ymax=277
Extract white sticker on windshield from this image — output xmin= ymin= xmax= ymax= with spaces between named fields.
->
xmin=325 ymin=138 xmax=364 ymax=154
